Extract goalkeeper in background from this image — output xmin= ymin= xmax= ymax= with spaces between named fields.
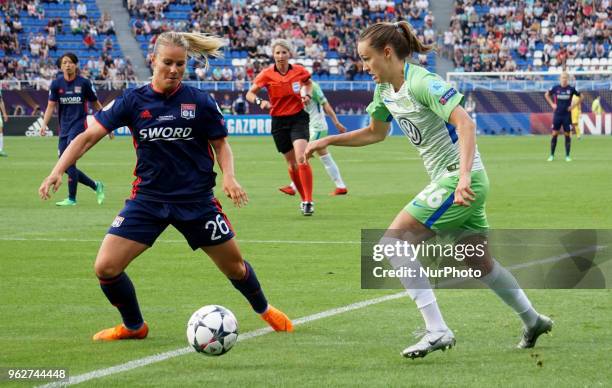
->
xmin=571 ymin=94 xmax=582 ymax=139
xmin=592 ymin=96 xmax=605 ymax=116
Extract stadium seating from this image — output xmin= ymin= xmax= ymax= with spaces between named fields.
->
xmin=0 ymin=0 xmax=125 ymax=85
xmin=447 ymin=0 xmax=611 ymax=72
xmin=127 ymin=0 xmax=436 ymax=84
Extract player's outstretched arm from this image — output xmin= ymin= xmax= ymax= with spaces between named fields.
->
xmin=305 ymin=117 xmax=389 ymax=158
xmin=448 ymin=106 xmax=476 ymax=207
xmin=323 ymin=102 xmax=347 ymax=133
xmin=246 ymin=84 xmax=270 ymax=110
xmin=38 ymin=121 xmax=108 ymax=200
xmin=209 ymin=137 xmax=248 ymax=207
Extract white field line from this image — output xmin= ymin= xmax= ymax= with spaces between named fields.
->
xmin=0 ymin=236 xmax=605 ymax=249
xmin=0 ymin=237 xmax=360 ymax=244
xmin=36 ymin=244 xmax=604 ymax=387
xmin=37 ymin=292 xmax=408 ymax=388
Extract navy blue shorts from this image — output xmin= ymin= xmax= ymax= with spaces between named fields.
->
xmin=58 ymin=131 xmax=82 ymax=156
xmin=552 ymin=114 xmax=572 ymax=132
xmin=107 ymin=196 xmax=235 ymax=250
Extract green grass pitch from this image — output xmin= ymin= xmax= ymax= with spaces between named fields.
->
xmin=1 ymin=135 xmax=611 ymax=387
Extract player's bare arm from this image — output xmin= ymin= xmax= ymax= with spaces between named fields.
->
xmin=246 ymin=84 xmax=270 ymax=110
xmin=448 ymin=106 xmax=476 ymax=206
xmin=39 ymin=121 xmax=108 ymax=199
xmin=323 ymin=102 xmax=347 ymax=133
xmin=210 ymin=137 xmax=248 ymax=208
xmin=40 ymin=100 xmax=57 ymax=136
xmin=306 ymin=118 xmax=389 ymax=158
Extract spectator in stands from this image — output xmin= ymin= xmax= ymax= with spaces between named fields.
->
xmin=211 ymin=66 xmax=222 ymax=81
xmin=84 ymin=33 xmax=97 ymax=51
xmin=101 ymin=13 xmax=116 ymax=35
xmin=232 ymin=94 xmax=248 ymax=115
xmin=221 ymin=67 xmax=233 ymax=81
xmin=76 ymin=1 xmax=87 ymax=20
xmin=220 ymin=93 xmax=233 ymax=114
xmin=70 ymin=17 xmax=81 ymax=35
xmin=46 ymin=34 xmax=57 ymax=52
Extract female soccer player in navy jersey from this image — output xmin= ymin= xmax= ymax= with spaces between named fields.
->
xmin=39 ymin=32 xmax=292 ymax=341
xmin=40 ymin=52 xmax=107 ymax=206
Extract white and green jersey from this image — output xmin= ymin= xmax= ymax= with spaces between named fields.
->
xmin=304 ymin=81 xmax=328 ymax=132
xmin=367 ymin=63 xmax=483 ymax=181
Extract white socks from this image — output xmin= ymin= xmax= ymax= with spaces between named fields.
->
xmin=382 ymin=237 xmax=448 ymax=332
xmin=0 ymin=133 xmax=3 ymax=151
xmin=319 ymin=153 xmax=346 ymax=188
xmin=479 ymin=259 xmax=539 ymax=328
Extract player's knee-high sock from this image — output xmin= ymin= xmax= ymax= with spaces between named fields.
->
xmin=66 ymin=165 xmax=78 ymax=200
xmin=298 ymin=162 xmax=313 ymax=202
xmin=550 ymin=135 xmax=558 ymax=156
xmin=0 ymin=133 xmax=4 ymax=151
xmin=229 ymin=260 xmax=268 ymax=314
xmin=382 ymin=237 xmax=449 ymax=332
xmin=98 ymin=272 xmax=144 ymax=330
xmin=478 ymin=259 xmax=539 ymax=328
xmin=319 ymin=153 xmax=346 ymax=188
xmin=564 ymin=135 xmax=571 ymax=156
xmin=288 ymin=166 xmax=305 ymax=201
xmin=77 ymin=169 xmax=97 ymax=190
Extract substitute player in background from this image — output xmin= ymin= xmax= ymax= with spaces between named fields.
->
xmin=39 ymin=32 xmax=292 ymax=340
xmin=544 ymin=72 xmax=580 ymax=161
xmin=40 ymin=52 xmax=106 ymax=206
xmin=246 ymin=40 xmax=315 ymax=216
xmin=0 ymin=88 xmax=8 ymax=157
xmin=591 ymin=96 xmax=605 ymax=116
xmin=307 ymin=21 xmax=552 ymax=359
xmin=280 ymin=80 xmax=349 ymax=196
xmin=571 ymin=94 xmax=582 ymax=139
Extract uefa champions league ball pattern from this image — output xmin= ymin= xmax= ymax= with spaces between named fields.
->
xmin=187 ymin=305 xmax=239 ymax=356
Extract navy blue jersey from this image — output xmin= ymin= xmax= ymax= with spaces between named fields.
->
xmin=94 ymin=83 xmax=228 ymax=203
xmin=548 ymin=85 xmax=580 ymax=115
xmin=49 ymin=75 xmax=98 ymax=138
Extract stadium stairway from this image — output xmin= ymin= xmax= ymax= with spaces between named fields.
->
xmin=95 ymin=0 xmax=150 ymax=80
xmin=429 ymin=0 xmax=455 ymax=77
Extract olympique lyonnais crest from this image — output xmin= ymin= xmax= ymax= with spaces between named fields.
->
xmin=181 ymin=104 xmax=196 ymax=120
xmin=74 ymin=86 xmax=82 ymax=93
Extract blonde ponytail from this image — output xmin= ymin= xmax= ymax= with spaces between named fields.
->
xmin=153 ymin=31 xmax=225 ymax=70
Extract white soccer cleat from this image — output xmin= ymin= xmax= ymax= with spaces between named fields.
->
xmin=401 ymin=329 xmax=456 ymax=359
xmin=517 ymin=314 xmax=553 ymax=349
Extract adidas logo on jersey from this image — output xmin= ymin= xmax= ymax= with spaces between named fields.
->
xmin=139 ymin=126 xmax=193 ymax=141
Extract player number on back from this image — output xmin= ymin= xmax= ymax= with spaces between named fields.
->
xmin=417 ymin=184 xmax=448 ymax=208
xmin=205 ymin=214 xmax=231 ymax=240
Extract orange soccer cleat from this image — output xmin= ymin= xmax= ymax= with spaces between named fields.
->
xmin=92 ymin=322 xmax=149 ymax=341
xmin=279 ymin=185 xmax=296 ymax=196
xmin=330 ymin=187 xmax=348 ymax=196
xmin=260 ymin=305 xmax=293 ymax=332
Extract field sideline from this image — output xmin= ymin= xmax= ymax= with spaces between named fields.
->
xmin=1 ymin=136 xmax=611 ymax=387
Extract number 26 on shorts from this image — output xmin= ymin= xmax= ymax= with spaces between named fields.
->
xmin=416 ymin=184 xmax=448 ymax=208
xmin=205 ymin=214 xmax=231 ymax=241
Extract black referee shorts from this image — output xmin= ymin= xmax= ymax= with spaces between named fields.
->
xmin=271 ymin=110 xmax=310 ymax=154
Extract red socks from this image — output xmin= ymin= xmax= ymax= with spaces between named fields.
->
xmin=298 ymin=163 xmax=313 ymax=202
xmin=288 ymin=166 xmax=305 ymax=201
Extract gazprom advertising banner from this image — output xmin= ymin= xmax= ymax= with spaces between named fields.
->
xmin=4 ymin=114 xmax=610 ymax=136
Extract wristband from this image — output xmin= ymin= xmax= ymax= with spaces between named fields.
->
xmin=255 ymin=97 xmax=262 ymax=105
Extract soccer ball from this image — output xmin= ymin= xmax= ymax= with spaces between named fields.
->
xmin=187 ymin=305 xmax=239 ymax=356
